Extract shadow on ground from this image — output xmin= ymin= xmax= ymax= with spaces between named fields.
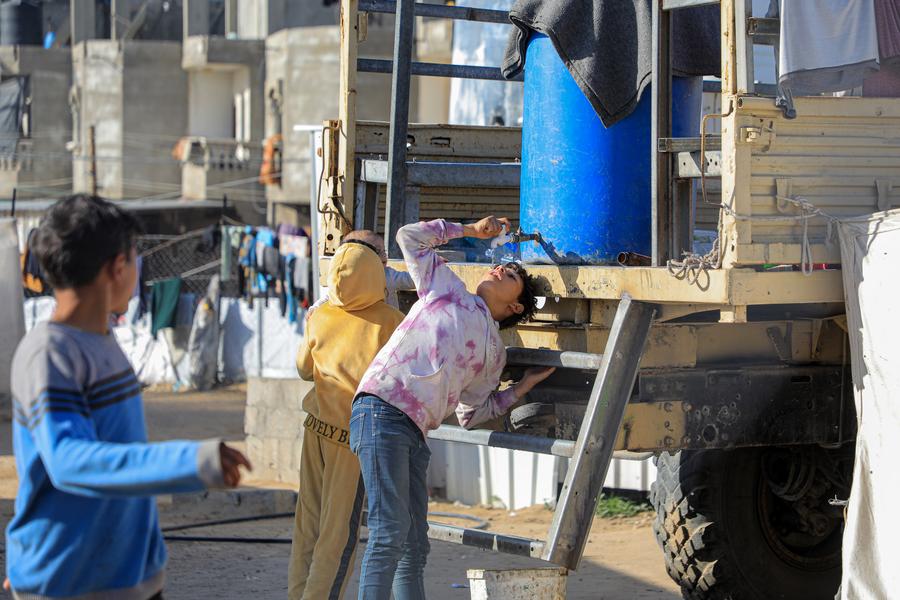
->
xmin=0 ymin=388 xmax=681 ymax=600
xmin=158 ymin=514 xmax=681 ymax=600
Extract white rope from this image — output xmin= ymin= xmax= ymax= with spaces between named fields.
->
xmin=145 ymin=259 xmax=222 ymax=284
xmin=722 ymin=195 xmax=839 ymax=276
xmin=667 ymin=237 xmax=720 ymax=291
xmin=667 ymin=194 xmax=840 ymax=284
xmin=179 ymin=259 xmax=223 ymax=280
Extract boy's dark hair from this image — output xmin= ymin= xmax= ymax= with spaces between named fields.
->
xmin=498 ymin=262 xmax=539 ymax=330
xmin=32 ymin=194 xmax=143 ymax=289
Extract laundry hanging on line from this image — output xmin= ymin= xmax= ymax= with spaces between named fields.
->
xmin=150 ymin=277 xmax=182 ymax=338
xmin=229 ymin=224 xmax=312 ymax=323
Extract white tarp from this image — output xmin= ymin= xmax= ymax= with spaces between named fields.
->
xmin=0 ymin=219 xmax=25 ymax=420
xmin=23 ymin=295 xmax=306 ymax=386
xmin=219 ymin=298 xmax=306 ymax=380
xmin=839 ymin=209 xmax=900 ymax=599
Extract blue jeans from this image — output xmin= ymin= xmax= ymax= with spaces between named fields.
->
xmin=350 ymin=394 xmax=431 ymax=600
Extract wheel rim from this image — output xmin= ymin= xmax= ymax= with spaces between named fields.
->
xmin=756 ymin=448 xmax=845 ymax=572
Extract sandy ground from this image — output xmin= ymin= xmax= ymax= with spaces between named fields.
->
xmin=0 ymin=388 xmax=680 ymax=600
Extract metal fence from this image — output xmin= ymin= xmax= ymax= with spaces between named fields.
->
xmin=137 ymin=228 xmax=240 ymax=297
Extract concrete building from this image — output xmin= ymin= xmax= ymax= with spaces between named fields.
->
xmin=180 ymin=35 xmax=265 ymax=208
xmin=232 ymin=0 xmax=338 ymax=39
xmin=0 ymin=46 xmax=72 ymax=201
xmin=60 ymin=0 xmax=454 ymax=225
xmin=71 ymin=40 xmax=187 ymax=200
xmin=70 ymin=0 xmax=192 ymax=44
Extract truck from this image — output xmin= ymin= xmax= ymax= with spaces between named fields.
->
xmin=314 ymin=1 xmax=885 ymax=598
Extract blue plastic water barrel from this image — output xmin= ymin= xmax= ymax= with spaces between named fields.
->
xmin=519 ymin=34 xmax=702 ymax=265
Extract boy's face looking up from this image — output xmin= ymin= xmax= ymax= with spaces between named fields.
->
xmin=477 ymin=264 xmax=525 ymax=322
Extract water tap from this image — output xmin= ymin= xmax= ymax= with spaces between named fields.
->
xmin=490 ymin=226 xmax=540 ymax=248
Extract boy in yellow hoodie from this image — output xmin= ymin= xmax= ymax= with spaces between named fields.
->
xmin=288 ymin=239 xmax=404 ymax=600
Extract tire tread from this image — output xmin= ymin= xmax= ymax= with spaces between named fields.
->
xmin=651 ymin=451 xmax=737 ymax=600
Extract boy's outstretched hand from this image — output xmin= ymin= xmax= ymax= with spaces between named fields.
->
xmin=512 ymin=367 xmax=556 ymax=400
xmin=464 ymin=215 xmax=512 ymax=240
xmin=219 ymin=443 xmax=252 ymax=488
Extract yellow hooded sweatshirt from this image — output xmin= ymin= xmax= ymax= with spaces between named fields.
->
xmin=296 ymin=242 xmax=404 ymax=436
xmin=289 ymin=242 xmax=405 ymax=600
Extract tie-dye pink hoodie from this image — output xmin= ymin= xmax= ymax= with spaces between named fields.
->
xmin=356 ymin=219 xmax=518 ymax=435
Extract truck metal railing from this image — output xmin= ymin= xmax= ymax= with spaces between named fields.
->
xmin=354 ymin=0 xmax=523 ymax=257
xmin=428 ymin=425 xmax=577 ymax=458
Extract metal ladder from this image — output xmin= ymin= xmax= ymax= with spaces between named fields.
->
xmin=426 ymin=296 xmax=655 ymax=569
xmin=356 ymin=0 xmax=657 ymax=570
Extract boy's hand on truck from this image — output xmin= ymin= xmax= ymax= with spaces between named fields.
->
xmin=219 ymin=443 xmax=253 ymax=488
xmin=513 ymin=367 xmax=556 ymax=400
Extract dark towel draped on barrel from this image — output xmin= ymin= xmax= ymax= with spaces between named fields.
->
xmin=501 ymin=0 xmax=720 ymax=127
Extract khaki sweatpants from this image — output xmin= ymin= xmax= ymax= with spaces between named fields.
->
xmin=288 ymin=423 xmax=365 ymax=600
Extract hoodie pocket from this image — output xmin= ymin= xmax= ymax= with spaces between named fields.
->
xmin=404 ymin=364 xmax=449 ymax=412
xmin=409 ymin=362 xmax=445 ymax=380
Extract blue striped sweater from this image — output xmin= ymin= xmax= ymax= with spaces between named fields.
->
xmin=6 ymin=322 xmax=223 ymax=600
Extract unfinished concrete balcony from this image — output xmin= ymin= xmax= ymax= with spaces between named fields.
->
xmin=181 ymin=35 xmax=265 ymax=204
xmin=178 ymin=136 xmax=262 ymax=203
xmin=0 ymin=138 xmax=34 ymax=172
xmin=182 ymin=35 xmax=264 ymax=72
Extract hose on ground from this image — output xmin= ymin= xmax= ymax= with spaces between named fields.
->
xmin=163 ymin=510 xmax=489 ymax=544
xmin=161 ymin=511 xmax=294 ymax=533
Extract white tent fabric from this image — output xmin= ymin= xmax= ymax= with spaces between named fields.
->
xmin=0 ymin=219 xmax=25 ymax=420
xmin=25 ymin=296 xmax=186 ymax=385
xmin=219 ymin=298 xmax=305 ymax=380
xmin=23 ymin=295 xmax=306 ymax=386
xmin=115 ymin=316 xmax=181 ymax=385
xmin=839 ymin=209 xmax=900 ymax=599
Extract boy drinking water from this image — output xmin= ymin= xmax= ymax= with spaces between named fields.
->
xmin=350 ymin=216 xmax=555 ymax=599
xmin=5 ymin=195 xmax=251 ymax=600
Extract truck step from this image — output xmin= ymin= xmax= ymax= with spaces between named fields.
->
xmin=506 ymin=347 xmax=604 ymax=371
xmin=428 ymin=425 xmax=576 ymax=458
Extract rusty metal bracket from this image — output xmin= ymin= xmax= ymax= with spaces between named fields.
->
xmin=766 ymin=323 xmax=793 ymax=362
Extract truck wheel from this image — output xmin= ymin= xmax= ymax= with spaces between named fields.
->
xmin=508 ymin=402 xmax=557 ymax=436
xmin=650 ymin=447 xmax=850 ymax=600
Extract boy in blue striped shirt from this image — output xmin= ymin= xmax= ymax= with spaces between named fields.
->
xmin=5 ymin=195 xmax=252 ymax=600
